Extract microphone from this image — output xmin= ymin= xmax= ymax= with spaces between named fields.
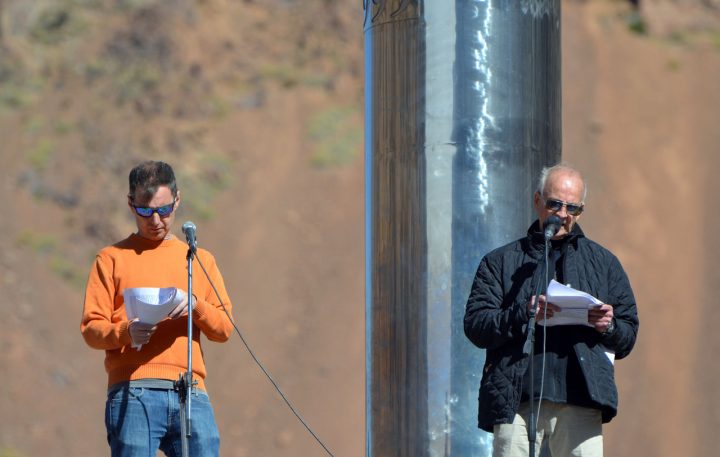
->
xmin=543 ymin=215 xmax=562 ymax=239
xmin=182 ymin=221 xmax=197 ymax=250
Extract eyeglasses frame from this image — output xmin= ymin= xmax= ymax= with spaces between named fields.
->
xmin=131 ymin=198 xmax=177 ymax=218
xmin=542 ymin=196 xmax=584 ymax=216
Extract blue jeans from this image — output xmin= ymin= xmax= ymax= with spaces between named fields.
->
xmin=105 ymin=386 xmax=220 ymax=457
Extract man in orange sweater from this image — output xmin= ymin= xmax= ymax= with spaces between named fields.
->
xmin=81 ymin=160 xmax=234 ymax=456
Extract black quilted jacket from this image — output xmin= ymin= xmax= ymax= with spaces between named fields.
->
xmin=464 ymin=221 xmax=639 ymax=432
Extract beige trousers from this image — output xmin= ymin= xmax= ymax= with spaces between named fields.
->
xmin=492 ymin=401 xmax=603 ymax=457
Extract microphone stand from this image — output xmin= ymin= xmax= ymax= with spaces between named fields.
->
xmin=523 ymin=235 xmax=551 ymax=457
xmin=176 ymin=244 xmax=197 ymax=457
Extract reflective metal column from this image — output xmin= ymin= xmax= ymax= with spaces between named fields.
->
xmin=365 ymin=1 xmax=561 ymax=456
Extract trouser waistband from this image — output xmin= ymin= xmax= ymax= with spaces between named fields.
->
xmin=108 ymin=379 xmax=198 ymax=394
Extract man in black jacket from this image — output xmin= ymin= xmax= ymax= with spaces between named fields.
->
xmin=464 ymin=164 xmax=639 ymax=457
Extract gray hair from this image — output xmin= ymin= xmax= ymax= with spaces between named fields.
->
xmin=536 ymin=163 xmax=587 ymax=202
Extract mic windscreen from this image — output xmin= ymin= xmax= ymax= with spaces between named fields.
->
xmin=182 ymin=221 xmax=196 ymax=234
xmin=182 ymin=221 xmax=197 ymax=249
xmin=543 ymin=215 xmax=562 ymax=239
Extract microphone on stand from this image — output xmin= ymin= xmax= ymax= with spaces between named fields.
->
xmin=179 ymin=220 xmax=198 ymax=453
xmin=182 ymin=221 xmax=197 ymax=251
xmin=543 ymin=215 xmax=562 ymax=239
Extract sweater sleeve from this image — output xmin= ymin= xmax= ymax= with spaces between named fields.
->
xmin=80 ymin=254 xmax=133 ymax=350
xmin=600 ymin=255 xmax=639 ymax=359
xmin=464 ymin=255 xmax=529 ymax=350
xmin=192 ymin=251 xmax=234 ymax=342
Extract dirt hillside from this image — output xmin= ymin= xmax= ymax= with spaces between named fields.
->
xmin=564 ymin=1 xmax=720 ymax=456
xmin=1 ymin=1 xmax=719 ymax=456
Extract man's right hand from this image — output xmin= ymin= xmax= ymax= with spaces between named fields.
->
xmin=129 ymin=319 xmax=158 ymax=346
xmin=528 ymin=295 xmax=561 ymax=321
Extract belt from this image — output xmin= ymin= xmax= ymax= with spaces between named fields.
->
xmin=108 ymin=379 xmax=179 ymax=394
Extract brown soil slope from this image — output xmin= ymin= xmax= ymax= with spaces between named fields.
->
xmin=564 ymin=2 xmax=720 ymax=456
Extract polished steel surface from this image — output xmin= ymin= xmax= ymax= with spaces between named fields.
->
xmin=365 ymin=1 xmax=561 ymax=455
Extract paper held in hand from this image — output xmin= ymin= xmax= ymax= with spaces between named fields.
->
xmin=541 ymin=279 xmax=603 ymax=327
xmin=123 ymin=287 xmax=185 ymax=349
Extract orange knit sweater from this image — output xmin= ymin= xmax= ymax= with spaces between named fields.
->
xmin=81 ymin=233 xmax=234 ymax=390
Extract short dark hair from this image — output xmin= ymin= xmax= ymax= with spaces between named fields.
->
xmin=128 ymin=161 xmax=178 ymax=202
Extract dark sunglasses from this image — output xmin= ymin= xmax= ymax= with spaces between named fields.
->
xmin=132 ymin=199 xmax=176 ymax=218
xmin=543 ymin=197 xmax=584 ymax=216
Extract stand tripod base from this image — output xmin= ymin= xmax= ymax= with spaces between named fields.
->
xmin=175 ymin=372 xmax=198 ymax=457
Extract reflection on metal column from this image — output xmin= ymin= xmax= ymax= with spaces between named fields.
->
xmin=364 ymin=1 xmax=561 ymax=456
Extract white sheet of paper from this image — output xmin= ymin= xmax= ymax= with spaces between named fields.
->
xmin=541 ymin=280 xmax=603 ymax=327
xmin=602 ymin=346 xmax=616 ymax=365
xmin=123 ymin=287 xmax=184 ymax=349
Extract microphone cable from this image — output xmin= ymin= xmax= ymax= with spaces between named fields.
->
xmin=534 ymin=243 xmax=550 ymax=433
xmin=194 ymin=253 xmax=336 ymax=457
xmin=534 ymin=221 xmax=561 ymax=434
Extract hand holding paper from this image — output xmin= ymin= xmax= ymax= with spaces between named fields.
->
xmin=530 ymin=295 xmax=561 ymax=322
xmin=588 ymin=303 xmax=615 ymax=334
xmin=123 ymin=287 xmax=185 ymax=349
xmin=167 ymin=289 xmax=191 ymax=319
xmin=540 ymin=280 xmax=603 ymax=327
xmin=128 ymin=319 xmax=157 ymax=348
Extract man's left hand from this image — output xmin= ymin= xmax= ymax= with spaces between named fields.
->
xmin=168 ymin=289 xmax=195 ymax=319
xmin=588 ymin=304 xmax=614 ymax=333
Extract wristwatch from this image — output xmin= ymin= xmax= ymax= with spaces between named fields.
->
xmin=603 ymin=318 xmax=616 ymax=335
